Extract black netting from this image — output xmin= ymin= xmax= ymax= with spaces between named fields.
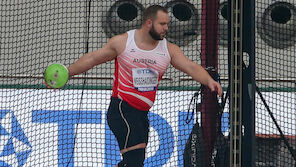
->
xmin=256 ymin=1 xmax=295 ymax=166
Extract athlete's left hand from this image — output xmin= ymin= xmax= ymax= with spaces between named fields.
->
xmin=207 ymin=80 xmax=223 ymax=97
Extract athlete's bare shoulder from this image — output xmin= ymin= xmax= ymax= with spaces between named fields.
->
xmin=166 ymin=41 xmax=183 ymax=58
xmin=108 ymin=33 xmax=128 ymax=55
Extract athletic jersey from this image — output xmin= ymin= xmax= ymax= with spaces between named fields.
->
xmin=112 ymin=29 xmax=171 ymax=111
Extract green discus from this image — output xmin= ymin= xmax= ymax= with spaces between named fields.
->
xmin=44 ymin=63 xmax=69 ymax=88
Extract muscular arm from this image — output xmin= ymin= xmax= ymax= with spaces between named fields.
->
xmin=67 ymin=33 xmax=127 ymax=77
xmin=168 ymin=42 xmax=222 ymax=96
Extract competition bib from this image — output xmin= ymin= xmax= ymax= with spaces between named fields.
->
xmin=132 ymin=68 xmax=159 ymax=92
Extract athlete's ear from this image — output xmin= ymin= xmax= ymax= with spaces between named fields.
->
xmin=146 ymin=19 xmax=152 ymax=28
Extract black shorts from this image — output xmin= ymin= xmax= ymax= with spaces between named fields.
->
xmin=107 ymin=97 xmax=149 ymax=150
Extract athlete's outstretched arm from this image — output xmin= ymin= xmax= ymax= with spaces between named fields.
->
xmin=168 ymin=42 xmax=222 ymax=96
xmin=67 ymin=34 xmax=127 ymax=77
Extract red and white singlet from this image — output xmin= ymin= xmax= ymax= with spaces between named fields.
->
xmin=112 ymin=29 xmax=171 ymax=111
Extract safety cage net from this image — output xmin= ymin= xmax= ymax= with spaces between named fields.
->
xmin=0 ymin=0 xmax=295 ymax=166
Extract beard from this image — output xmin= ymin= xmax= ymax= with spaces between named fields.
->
xmin=149 ymin=24 xmax=163 ymax=41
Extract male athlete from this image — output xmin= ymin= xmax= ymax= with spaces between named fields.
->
xmin=66 ymin=5 xmax=222 ymax=167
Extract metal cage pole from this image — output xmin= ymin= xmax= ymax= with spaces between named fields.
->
xmin=200 ymin=0 xmax=219 ymax=166
xmin=229 ymin=0 xmax=243 ymax=166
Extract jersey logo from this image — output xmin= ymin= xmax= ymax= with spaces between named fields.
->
xmin=156 ymin=52 xmax=166 ymax=56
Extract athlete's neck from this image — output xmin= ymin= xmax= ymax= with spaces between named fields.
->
xmin=136 ymin=29 xmax=159 ymax=46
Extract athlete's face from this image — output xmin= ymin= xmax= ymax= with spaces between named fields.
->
xmin=149 ymin=11 xmax=169 ymax=40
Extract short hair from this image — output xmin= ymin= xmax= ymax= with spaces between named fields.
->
xmin=142 ymin=5 xmax=168 ymax=24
